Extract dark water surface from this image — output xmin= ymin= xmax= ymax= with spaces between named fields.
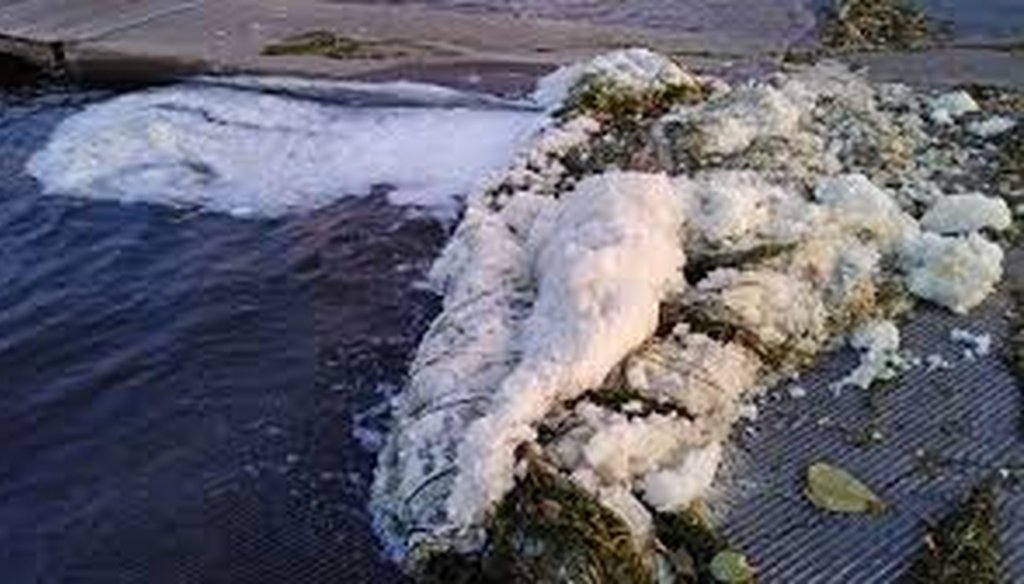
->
xmin=0 ymin=86 xmax=440 ymax=582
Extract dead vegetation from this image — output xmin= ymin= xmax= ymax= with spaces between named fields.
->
xmin=904 ymin=481 xmax=1002 ymax=584
xmin=262 ymin=30 xmax=451 ymax=60
xmin=655 ymin=507 xmax=756 ymax=583
xmin=418 ymin=451 xmax=758 ymax=583
xmin=820 ymin=0 xmax=937 ymax=51
xmin=558 ymin=74 xmax=709 ymax=178
xmin=471 ymin=453 xmax=652 ymax=583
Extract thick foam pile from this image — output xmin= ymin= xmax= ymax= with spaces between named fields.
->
xmin=370 ymin=48 xmax=1019 ymax=571
xmin=27 ymin=79 xmax=543 ymax=218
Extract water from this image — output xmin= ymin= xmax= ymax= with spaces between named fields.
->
xmin=0 ymin=86 xmax=448 ymax=582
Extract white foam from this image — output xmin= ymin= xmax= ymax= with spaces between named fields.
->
xmin=27 ymin=80 xmax=543 ymax=218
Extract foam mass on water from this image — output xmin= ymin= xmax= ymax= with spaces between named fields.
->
xmin=26 ymin=77 xmax=546 ymax=218
xmin=367 ymin=49 xmax=1020 ymax=578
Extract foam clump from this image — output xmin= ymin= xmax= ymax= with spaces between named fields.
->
xmin=930 ymin=90 xmax=980 ymax=125
xmin=533 ymin=48 xmax=699 ymax=111
xmin=831 ymin=319 xmax=908 ymax=392
xmin=901 ymin=233 xmax=1004 ymax=314
xmin=919 ymin=193 xmax=1012 ymax=234
xmin=27 ymin=78 xmax=543 ymax=217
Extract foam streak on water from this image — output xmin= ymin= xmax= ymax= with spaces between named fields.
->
xmin=26 ymin=79 xmax=544 ymax=218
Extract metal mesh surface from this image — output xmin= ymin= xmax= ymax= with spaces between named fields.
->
xmin=719 ymin=290 xmax=1023 ymax=583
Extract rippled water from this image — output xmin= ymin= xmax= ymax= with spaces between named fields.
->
xmin=0 ymin=85 xmax=447 ymax=582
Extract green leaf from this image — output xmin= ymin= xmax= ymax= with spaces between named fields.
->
xmin=805 ymin=462 xmax=887 ymax=514
xmin=710 ymin=550 xmax=755 ymax=583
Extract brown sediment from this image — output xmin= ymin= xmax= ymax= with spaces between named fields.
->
xmin=262 ymin=30 xmax=459 ymax=61
xmin=903 ymin=481 xmax=1002 ymax=583
xmin=262 ymin=31 xmax=384 ymax=59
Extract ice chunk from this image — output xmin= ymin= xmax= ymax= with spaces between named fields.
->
xmin=788 ymin=385 xmax=808 ymax=399
xmin=574 ymin=407 xmax=701 ymax=485
xmin=597 ymin=486 xmax=654 ymax=545
xmin=925 ymin=354 xmax=952 ymax=372
xmin=920 ymin=193 xmax=1012 ymax=234
xmin=850 ymin=319 xmax=900 ymax=353
xmin=374 ymin=170 xmax=688 ymax=555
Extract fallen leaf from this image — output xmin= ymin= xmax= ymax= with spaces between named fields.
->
xmin=710 ymin=550 xmax=755 ymax=583
xmin=805 ymin=462 xmax=886 ymax=514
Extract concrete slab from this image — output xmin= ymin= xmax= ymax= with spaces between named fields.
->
xmin=849 ymin=48 xmax=1024 ymax=90
xmin=331 ymin=0 xmax=822 ymax=50
xmin=0 ymin=0 xmax=1020 ymax=90
xmin=0 ymin=0 xmax=200 ymax=42
xmin=0 ymin=0 xmax=787 ymax=83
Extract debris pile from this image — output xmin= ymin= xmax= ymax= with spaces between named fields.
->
xmin=820 ymin=0 xmax=937 ymax=51
xmin=371 ymin=49 xmax=1021 ymax=580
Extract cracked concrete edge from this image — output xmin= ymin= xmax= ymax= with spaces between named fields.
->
xmin=2 ymin=1 xmax=1021 ymax=91
xmin=0 ymin=0 xmax=781 ymax=86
